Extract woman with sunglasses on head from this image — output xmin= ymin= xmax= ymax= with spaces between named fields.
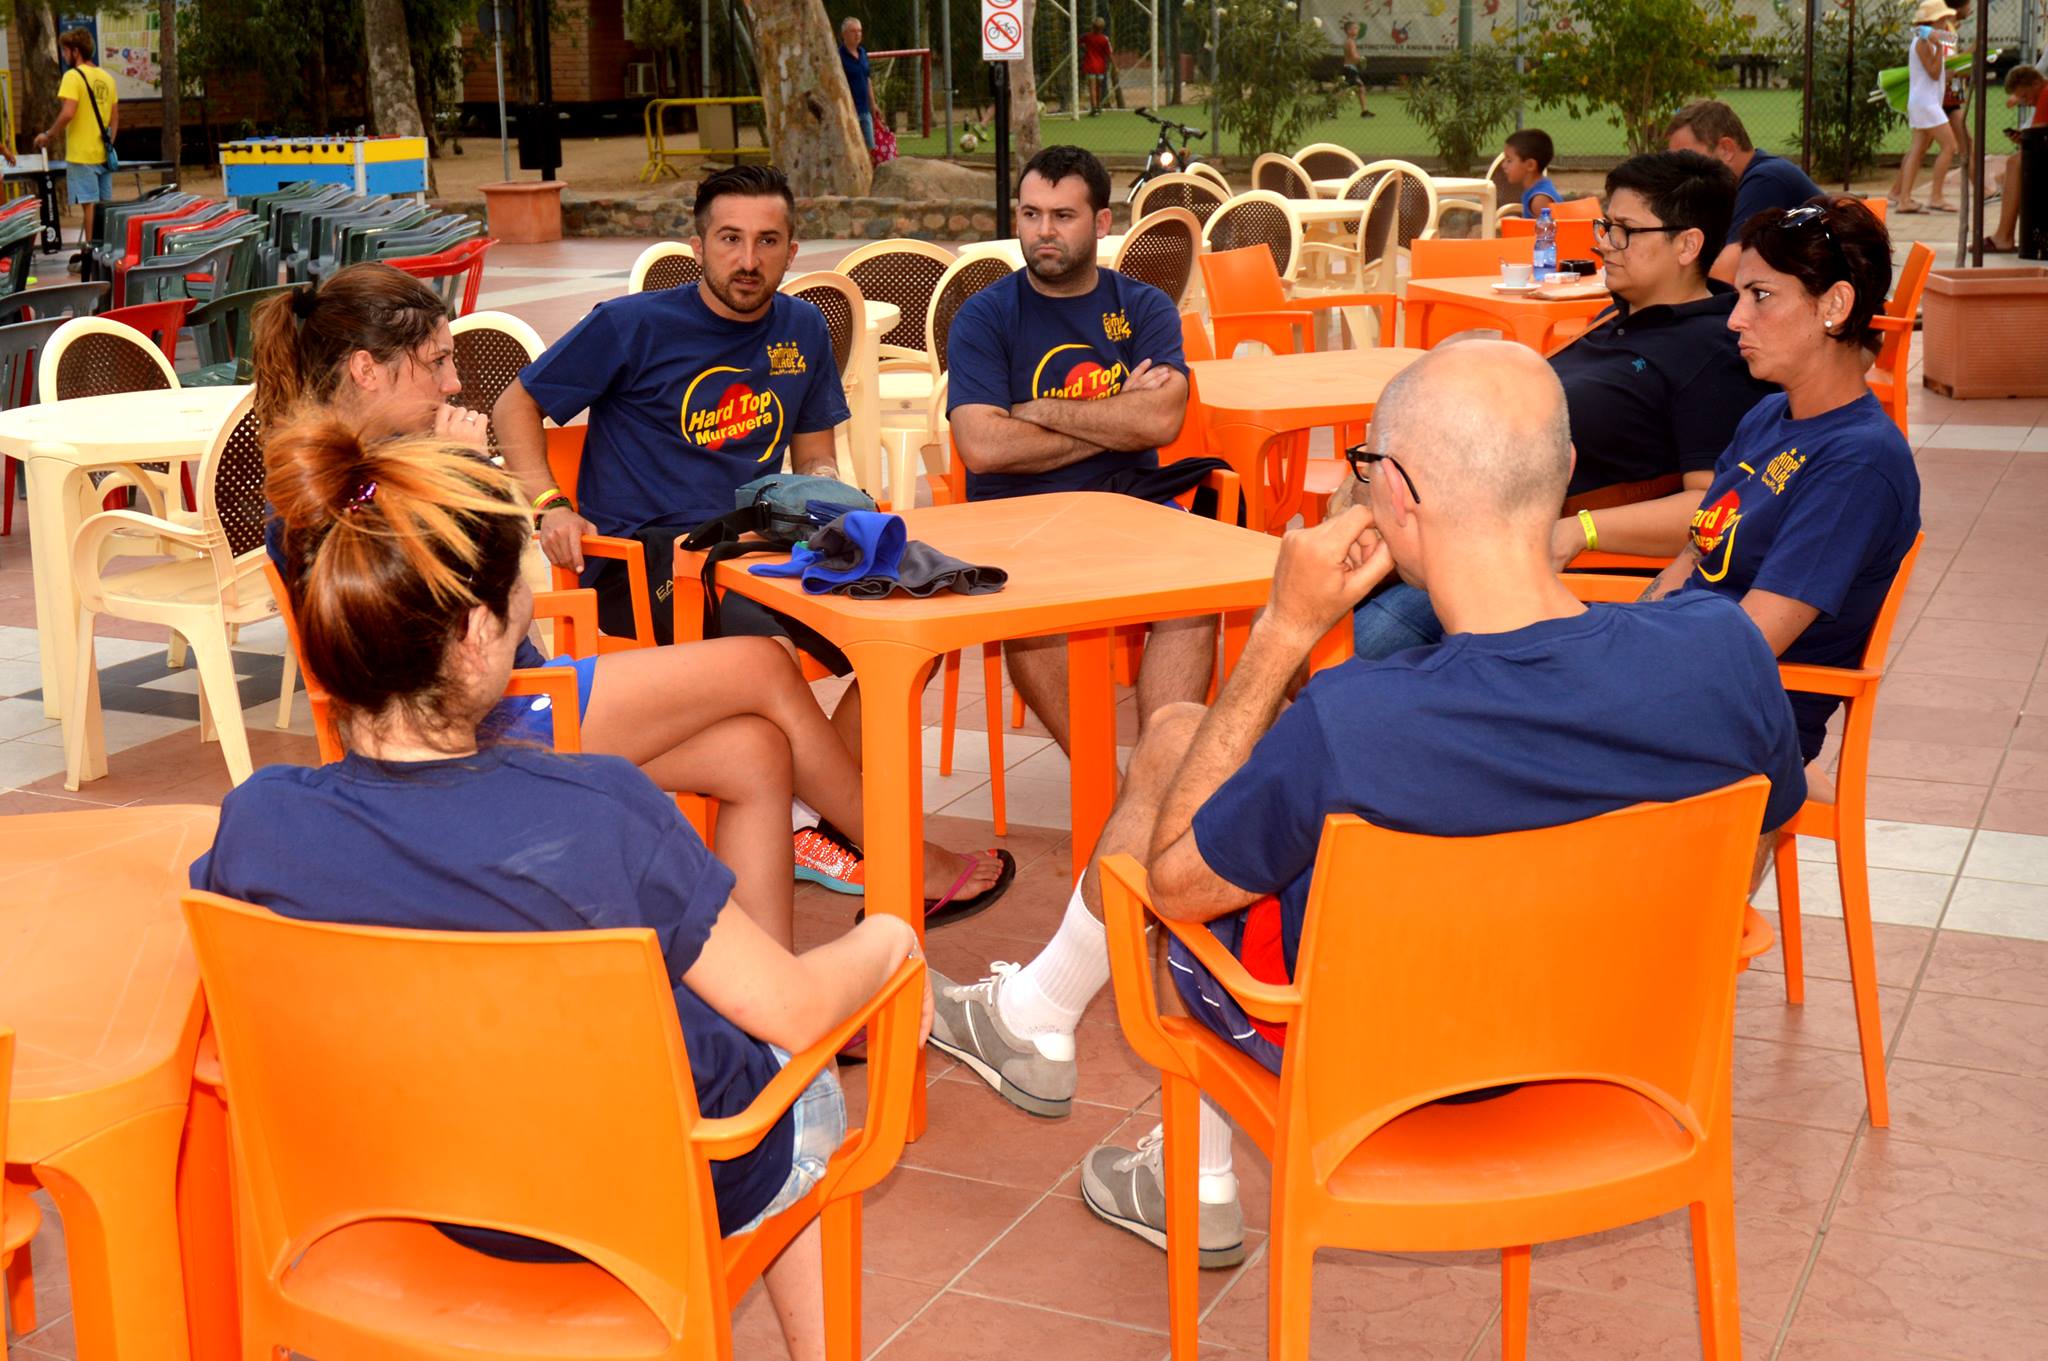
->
xmin=195 ymin=418 xmax=931 ymax=1361
xmin=1641 ymin=196 xmax=1921 ymax=778
xmin=252 ymin=264 xmax=1011 ymax=941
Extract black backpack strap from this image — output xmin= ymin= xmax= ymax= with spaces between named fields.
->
xmin=680 ymin=507 xmax=776 ymax=640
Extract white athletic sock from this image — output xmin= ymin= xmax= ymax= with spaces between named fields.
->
xmin=1198 ymin=1098 xmax=1238 ymax=1204
xmin=998 ymin=883 xmax=1109 ymax=1041
xmin=790 ymin=797 xmax=820 ymax=834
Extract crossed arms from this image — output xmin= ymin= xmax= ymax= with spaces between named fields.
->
xmin=951 ymin=357 xmax=1189 ymax=476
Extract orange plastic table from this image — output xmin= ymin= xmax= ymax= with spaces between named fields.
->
xmin=1402 ymin=275 xmax=1611 ymax=353
xmin=3 ymin=804 xmax=219 ymax=1361
xmin=1189 ymin=346 xmax=1426 ymax=531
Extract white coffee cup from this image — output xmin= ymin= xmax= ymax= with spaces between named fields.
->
xmin=1500 ymin=262 xmax=1534 ymax=286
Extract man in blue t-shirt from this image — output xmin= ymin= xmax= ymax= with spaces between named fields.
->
xmin=839 ymin=17 xmax=875 ymax=149
xmin=495 ymin=164 xmax=853 ymax=671
xmin=925 ymin=340 xmax=1805 ymax=1267
xmin=1666 ymin=100 xmax=1821 ymax=284
xmin=945 ymin=144 xmax=1214 ymax=753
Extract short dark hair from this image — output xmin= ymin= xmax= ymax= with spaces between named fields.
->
xmin=57 ymin=28 xmax=94 ymax=60
xmin=1503 ymin=129 xmax=1554 ymax=172
xmin=2006 ymin=64 xmax=2044 ymax=94
xmin=1665 ymin=99 xmax=1753 ymax=152
xmin=1738 ymin=196 xmax=1894 ymax=355
xmin=1603 ymin=150 xmax=1738 ymax=280
xmin=693 ymin=164 xmax=797 ymax=236
xmin=1020 ymin=145 xmax=1111 ymax=213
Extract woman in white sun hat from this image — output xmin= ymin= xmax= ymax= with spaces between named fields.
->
xmin=1894 ymin=0 xmax=1962 ymax=212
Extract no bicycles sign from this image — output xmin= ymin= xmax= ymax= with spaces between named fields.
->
xmin=981 ymin=0 xmax=1022 ymax=61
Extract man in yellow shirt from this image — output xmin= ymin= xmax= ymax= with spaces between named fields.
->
xmin=34 ymin=28 xmax=118 ymax=257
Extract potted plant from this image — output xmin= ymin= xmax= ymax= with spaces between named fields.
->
xmin=480 ymin=179 xmax=568 ymax=245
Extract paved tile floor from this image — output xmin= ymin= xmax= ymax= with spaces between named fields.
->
xmin=6 ymin=236 xmax=2048 ymax=1359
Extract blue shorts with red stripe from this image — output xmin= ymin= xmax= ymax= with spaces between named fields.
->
xmin=1166 ymin=895 xmax=1291 ymax=1075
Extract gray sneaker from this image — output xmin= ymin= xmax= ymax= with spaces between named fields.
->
xmin=1080 ymin=1130 xmax=1247 ymax=1268
xmin=927 ymin=964 xmax=1077 ymax=1118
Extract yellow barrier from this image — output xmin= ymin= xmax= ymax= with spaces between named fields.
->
xmin=640 ymin=97 xmax=773 ymax=183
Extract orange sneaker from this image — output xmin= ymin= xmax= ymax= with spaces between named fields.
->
xmin=794 ymin=825 xmax=866 ymax=895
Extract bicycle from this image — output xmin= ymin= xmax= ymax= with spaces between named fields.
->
xmin=1125 ymin=107 xmax=1210 ymax=204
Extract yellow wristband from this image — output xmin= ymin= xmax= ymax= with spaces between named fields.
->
xmin=1577 ymin=509 xmax=1598 ymax=553
xmin=532 ymin=486 xmax=564 ymax=511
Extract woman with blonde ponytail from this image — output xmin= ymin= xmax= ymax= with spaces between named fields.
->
xmin=253 ymin=264 xmax=1012 ymax=939
xmin=196 ymin=421 xmax=930 ymax=1361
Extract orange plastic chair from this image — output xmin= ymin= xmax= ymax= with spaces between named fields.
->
xmin=1865 ymin=242 xmax=1934 ymax=439
xmin=1407 ymin=236 xmax=1539 ymax=348
xmin=1199 ymin=244 xmax=1395 ymax=358
xmin=180 ymin=890 xmax=925 ymax=1361
xmin=1499 ymin=215 xmax=1598 ymax=261
xmin=1547 ymin=195 xmax=1604 ymax=220
xmin=1100 ymin=776 xmax=1770 ymax=1361
xmin=1768 ymin=532 xmax=1924 ymax=1129
xmin=1861 ymin=195 xmax=1890 ymax=225
xmin=543 ymin=424 xmax=663 ymax=651
xmin=3 ymin=1027 xmax=46 ymax=1355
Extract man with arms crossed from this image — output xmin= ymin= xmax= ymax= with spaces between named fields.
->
xmin=927 ymin=341 xmax=1806 ymax=1265
xmin=946 ymin=144 xmax=1216 ymax=756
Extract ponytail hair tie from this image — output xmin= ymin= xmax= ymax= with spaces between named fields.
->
xmin=289 ymin=284 xmax=319 ymax=319
xmin=344 ymin=480 xmax=377 ymax=511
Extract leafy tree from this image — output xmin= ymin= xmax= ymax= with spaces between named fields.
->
xmin=178 ymin=0 xmax=364 ymax=134
xmin=747 ymin=0 xmax=872 ymax=196
xmin=1406 ymin=42 xmax=1523 ymax=174
xmin=1770 ymin=0 xmax=1910 ymax=182
xmin=1515 ymin=0 xmax=1752 ymax=155
xmin=1212 ymin=0 xmax=1340 ymax=158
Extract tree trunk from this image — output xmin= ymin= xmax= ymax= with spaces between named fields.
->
xmin=1009 ymin=0 xmax=1041 ymax=162
xmin=745 ymin=0 xmax=871 ymax=198
xmin=156 ymin=0 xmax=179 ymax=164
xmin=362 ymin=0 xmax=425 ymax=136
xmin=14 ymin=2 xmax=60 ymax=144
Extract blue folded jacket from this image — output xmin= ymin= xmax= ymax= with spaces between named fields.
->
xmin=750 ymin=510 xmax=906 ymax=593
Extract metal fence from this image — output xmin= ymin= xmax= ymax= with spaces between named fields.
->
xmin=845 ymin=0 xmax=2042 ymax=176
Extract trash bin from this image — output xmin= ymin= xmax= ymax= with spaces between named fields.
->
xmin=2021 ymin=125 xmax=2048 ymax=262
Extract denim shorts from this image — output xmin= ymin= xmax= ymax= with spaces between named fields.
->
xmin=66 ymin=160 xmax=113 ymax=204
xmin=734 ymin=1047 xmax=846 ymax=1235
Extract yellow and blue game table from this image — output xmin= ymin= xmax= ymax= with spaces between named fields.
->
xmin=220 ymin=136 xmax=429 ymax=199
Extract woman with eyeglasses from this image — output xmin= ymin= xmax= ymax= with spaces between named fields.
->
xmin=1350 ymin=150 xmax=1777 ymax=658
xmin=1641 ymin=196 xmax=1921 ymax=774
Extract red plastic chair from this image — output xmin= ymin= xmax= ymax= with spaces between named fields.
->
xmin=101 ymin=298 xmax=197 ymax=366
xmin=388 ymin=236 xmax=498 ymax=317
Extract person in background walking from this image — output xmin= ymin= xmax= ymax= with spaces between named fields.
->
xmin=839 ymin=16 xmax=876 ymax=151
xmin=1081 ymin=18 xmax=1113 ymax=115
xmin=1339 ymin=19 xmax=1374 ymax=118
xmin=1945 ymin=0 xmax=1978 ymax=199
xmin=1894 ymin=0 xmax=1962 ymax=213
xmin=33 ymin=27 xmax=117 ymax=267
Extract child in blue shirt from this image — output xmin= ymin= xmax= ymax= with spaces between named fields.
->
xmin=203 ymin=416 xmax=929 ymax=1361
xmin=1503 ymin=127 xmax=1559 ymax=217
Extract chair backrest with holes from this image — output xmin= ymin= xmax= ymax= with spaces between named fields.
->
xmin=1354 ymin=166 xmax=1438 ymax=286
xmin=1252 ymin=153 xmax=1314 ymax=199
xmin=628 ymin=241 xmax=703 ymax=293
xmin=1202 ymin=191 xmax=1301 ymax=284
xmin=42 ymin=316 xmax=178 ymax=403
xmin=1113 ymin=208 xmax=1201 ymax=309
xmin=926 ymin=254 xmax=1015 ymax=375
xmin=449 ymin=311 xmax=544 ymax=448
xmin=1293 ymin=143 xmax=1365 ymax=183
xmin=1187 ymin=162 xmax=1231 ymax=192
xmin=781 ymin=271 xmax=865 ymax=378
xmin=1131 ymin=172 xmax=1226 ymax=225
xmin=197 ymin=397 xmax=270 ymax=602
xmin=1282 ymin=777 xmax=1767 ymax=1187
xmin=838 ymin=239 xmax=955 ymax=357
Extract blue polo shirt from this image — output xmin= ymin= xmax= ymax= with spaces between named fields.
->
xmin=1191 ymin=591 xmax=1807 ymax=974
xmin=839 ymin=44 xmax=871 ymax=114
xmin=1679 ymin=390 xmax=1920 ymax=760
xmin=1732 ymin=151 xmax=1823 ymax=237
xmin=519 ymin=285 xmax=850 ymax=537
xmin=945 ymin=267 xmax=1185 ymax=502
xmin=190 ymin=745 xmax=795 ymax=1237
xmin=1551 ymin=283 xmax=1777 ymax=496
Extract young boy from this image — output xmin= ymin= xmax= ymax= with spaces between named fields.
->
xmin=1501 ymin=128 xmax=1559 ymax=217
xmin=1986 ymin=65 xmax=2047 ymax=252
xmin=1339 ymin=21 xmax=1374 ymax=118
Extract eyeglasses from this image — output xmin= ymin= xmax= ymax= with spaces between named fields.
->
xmin=1772 ymin=204 xmax=1849 ymax=277
xmin=1592 ymin=218 xmax=1687 ymax=250
xmin=1343 ymin=444 xmax=1421 ymax=504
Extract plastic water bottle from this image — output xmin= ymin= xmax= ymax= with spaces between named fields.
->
xmin=1532 ymin=207 xmax=1558 ymax=279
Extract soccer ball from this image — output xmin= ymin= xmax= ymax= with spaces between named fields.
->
xmin=960 ymin=130 xmax=980 ymax=152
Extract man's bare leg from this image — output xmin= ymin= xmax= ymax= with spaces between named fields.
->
xmin=1003 ymin=634 xmax=1073 ymax=751
xmin=1006 ymin=618 xmax=1218 ymax=756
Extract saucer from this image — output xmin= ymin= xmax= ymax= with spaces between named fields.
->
xmin=1491 ymin=280 xmax=1542 ymax=294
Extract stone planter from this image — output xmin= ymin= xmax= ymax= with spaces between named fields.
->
xmin=1921 ymin=266 xmax=2048 ymax=398
xmin=480 ymin=180 xmax=567 ymax=245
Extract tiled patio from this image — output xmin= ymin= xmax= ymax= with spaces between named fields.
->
xmin=5 ymin=235 xmax=2048 ymax=1359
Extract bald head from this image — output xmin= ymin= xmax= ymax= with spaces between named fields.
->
xmin=1370 ymin=340 xmax=1571 ymax=525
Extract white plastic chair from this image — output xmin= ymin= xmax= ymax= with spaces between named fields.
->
xmin=836 ymin=239 xmax=957 ymax=508
xmin=779 ymin=270 xmax=870 ymax=488
xmin=626 ymin=241 xmax=702 ymax=293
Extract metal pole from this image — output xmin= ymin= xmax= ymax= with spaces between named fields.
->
xmin=1209 ymin=0 xmax=1220 ymax=156
xmin=994 ymin=62 xmax=1012 ymax=235
xmin=532 ymin=0 xmax=557 ymax=180
xmin=1842 ymin=0 xmax=1855 ymax=189
xmin=1068 ymin=0 xmax=1081 ymax=118
xmin=942 ymin=0 xmax=955 ymax=152
xmin=1514 ymin=0 xmax=1525 ymax=129
xmin=1973 ymin=0 xmax=1991 ymax=264
xmin=1150 ymin=0 xmax=1160 ymax=108
xmin=494 ymin=0 xmax=512 ymax=181
xmin=1458 ymin=0 xmax=1473 ymax=52
xmin=1800 ymin=0 xmax=1817 ymax=175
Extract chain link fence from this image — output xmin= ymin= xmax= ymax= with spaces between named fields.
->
xmin=846 ymin=0 xmax=2042 ymax=178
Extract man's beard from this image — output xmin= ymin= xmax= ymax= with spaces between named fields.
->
xmin=704 ymin=268 xmax=772 ymax=317
xmin=1025 ymin=240 xmax=1095 ymax=287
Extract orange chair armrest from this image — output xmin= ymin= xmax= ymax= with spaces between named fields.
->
xmin=1155 ymin=915 xmax=1303 ymax=1023
xmin=1569 ymin=549 xmax=1673 ymax=571
xmin=1739 ymin=903 xmax=1774 ymax=964
xmin=1560 ymin=572 xmax=1648 ymax=604
xmin=1777 ymin=661 xmax=1880 ymax=699
xmin=1869 ymin=315 xmax=1912 ymax=332
xmin=502 ymin=666 xmax=583 ymax=750
xmin=693 ymin=957 xmax=926 ymax=1163
xmin=558 ymin=534 xmax=653 ymax=647
xmin=1281 ymin=290 xmax=1397 ymax=313
xmin=1204 ymin=467 xmax=1243 ymax=526
xmin=530 ymin=587 xmax=600 ymax=660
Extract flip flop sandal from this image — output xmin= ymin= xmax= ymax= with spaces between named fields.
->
xmin=1894 ymin=201 xmax=1927 ymax=213
xmin=855 ymin=848 xmax=1018 ymax=931
xmin=1927 ymin=202 xmax=1958 ymax=213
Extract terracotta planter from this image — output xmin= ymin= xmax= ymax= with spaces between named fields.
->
xmin=1920 ymin=266 xmax=2048 ymax=399
xmin=480 ymin=180 xmax=567 ymax=245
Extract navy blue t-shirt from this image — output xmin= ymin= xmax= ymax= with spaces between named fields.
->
xmin=519 ymin=285 xmax=851 ymax=537
xmin=1191 ymin=592 xmax=1807 ymax=972
xmin=1679 ymin=391 xmax=1920 ymax=759
xmin=1731 ymin=151 xmax=1823 ymax=238
xmin=945 ymin=268 xmax=1186 ymax=502
xmin=190 ymin=745 xmax=793 ymax=1236
xmin=838 ymin=44 xmax=871 ymax=113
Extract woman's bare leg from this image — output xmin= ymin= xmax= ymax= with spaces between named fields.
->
xmin=1926 ymin=124 xmax=1960 ymax=208
xmin=635 ymin=713 xmax=798 ymax=945
xmin=762 ymin=1218 xmax=826 ymax=1361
